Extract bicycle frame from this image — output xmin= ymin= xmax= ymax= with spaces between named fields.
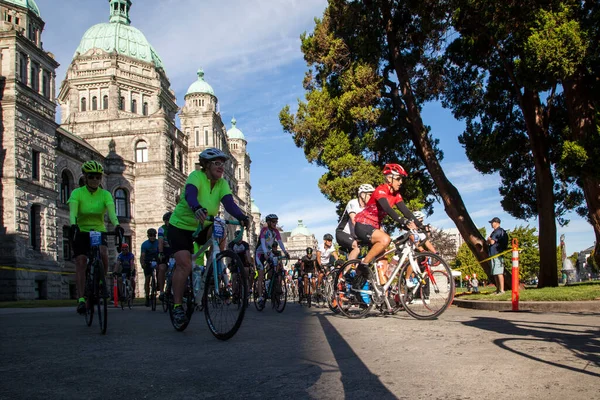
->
xmin=355 ymin=234 xmax=430 ymax=310
xmin=192 ymin=217 xmax=244 ymax=302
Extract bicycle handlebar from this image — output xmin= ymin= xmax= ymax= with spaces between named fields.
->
xmin=192 ymin=216 xmax=244 ymax=242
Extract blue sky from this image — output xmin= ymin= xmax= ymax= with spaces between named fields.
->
xmin=35 ymin=0 xmax=595 ymax=255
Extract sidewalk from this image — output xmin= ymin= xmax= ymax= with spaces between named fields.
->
xmin=453 ymin=298 xmax=600 ymax=312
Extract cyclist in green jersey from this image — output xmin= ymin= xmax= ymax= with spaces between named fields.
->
xmin=168 ymin=148 xmax=250 ymax=329
xmin=68 ymin=160 xmax=124 ymax=315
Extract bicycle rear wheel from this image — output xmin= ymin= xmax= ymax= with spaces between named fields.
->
xmin=272 ymin=273 xmax=287 ymax=313
xmin=399 ymin=252 xmax=455 ymax=320
xmin=315 ymin=283 xmax=326 ymax=308
xmin=120 ymin=285 xmax=125 ymax=310
xmin=84 ymin=268 xmax=94 ymax=326
xmin=169 ymin=275 xmax=194 ymax=332
xmin=150 ymin=275 xmax=157 ymax=311
xmin=162 ymin=280 xmax=169 ymax=313
xmin=326 ymin=269 xmax=341 ymax=314
xmin=127 ymin=285 xmax=133 ymax=310
xmin=333 ymin=260 xmax=374 ymax=319
xmin=253 ymin=278 xmax=265 ymax=311
xmin=96 ymin=262 xmax=108 ymax=335
xmin=204 ymin=250 xmax=247 ymax=340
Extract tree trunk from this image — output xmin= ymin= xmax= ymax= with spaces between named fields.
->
xmin=563 ymin=75 xmax=600 ymax=267
xmin=520 ymin=89 xmax=558 ymax=287
xmin=379 ymin=1 xmax=503 ymax=285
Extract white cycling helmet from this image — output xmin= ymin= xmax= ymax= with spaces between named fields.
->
xmin=199 ymin=147 xmax=229 ymax=161
xmin=358 ymin=184 xmax=375 ymax=195
xmin=413 ymin=211 xmax=425 ymax=220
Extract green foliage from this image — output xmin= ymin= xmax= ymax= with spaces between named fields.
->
xmin=522 ymin=5 xmax=588 ymax=84
xmin=587 ymin=250 xmax=599 ymax=273
xmin=280 ymin=1 xmax=445 ymax=220
xmin=451 ymin=242 xmax=487 ymax=281
xmin=503 ymin=225 xmax=540 ymax=281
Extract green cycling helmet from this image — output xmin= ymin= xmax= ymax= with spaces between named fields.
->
xmin=81 ymin=160 xmax=104 ymax=174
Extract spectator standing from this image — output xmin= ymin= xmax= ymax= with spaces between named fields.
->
xmin=471 ymin=273 xmax=479 ymax=293
xmin=487 ymin=217 xmax=508 ymax=294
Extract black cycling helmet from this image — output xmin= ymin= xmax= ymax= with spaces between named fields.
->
xmin=323 ymin=233 xmax=333 ymax=241
xmin=162 ymin=212 xmax=172 ymax=222
xmin=306 ymin=247 xmax=313 ymax=254
xmin=147 ymin=228 xmax=157 ymax=236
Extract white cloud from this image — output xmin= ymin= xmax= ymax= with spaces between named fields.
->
xmin=143 ymin=0 xmax=327 ymax=84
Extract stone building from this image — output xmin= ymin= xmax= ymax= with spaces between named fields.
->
xmin=281 ymin=220 xmax=318 ymax=262
xmin=0 ymin=0 xmax=254 ymax=300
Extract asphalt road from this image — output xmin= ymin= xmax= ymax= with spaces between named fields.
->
xmin=1 ymin=302 xmax=599 ymax=400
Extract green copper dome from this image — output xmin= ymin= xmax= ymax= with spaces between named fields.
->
xmin=251 ymin=198 xmax=260 ymax=214
xmin=227 ymin=117 xmax=245 ymax=140
xmin=186 ymin=69 xmax=215 ymax=96
xmin=4 ymin=0 xmax=40 ymax=16
xmin=73 ymin=0 xmax=164 ymax=70
xmin=291 ymin=220 xmax=311 ymax=237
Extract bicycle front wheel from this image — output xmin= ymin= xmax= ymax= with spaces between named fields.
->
xmin=96 ymin=262 xmax=108 ymax=335
xmin=272 ymin=273 xmax=287 ymax=313
xmin=84 ymin=268 xmax=94 ymax=327
xmin=399 ymin=252 xmax=455 ymax=320
xmin=204 ymin=250 xmax=247 ymax=340
xmin=150 ymin=276 xmax=157 ymax=311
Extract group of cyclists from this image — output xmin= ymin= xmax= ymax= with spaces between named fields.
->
xmin=69 ymin=146 xmax=436 ymax=328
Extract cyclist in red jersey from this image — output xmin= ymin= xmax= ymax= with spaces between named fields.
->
xmin=353 ymin=163 xmax=421 ymax=289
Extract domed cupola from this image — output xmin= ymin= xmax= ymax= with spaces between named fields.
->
xmin=251 ymin=198 xmax=260 ymax=214
xmin=4 ymin=0 xmax=41 ymax=17
xmin=186 ymin=68 xmax=215 ymax=96
xmin=74 ymin=0 xmax=164 ymax=70
xmin=227 ymin=117 xmax=245 ymax=141
xmin=291 ymin=220 xmax=311 ymax=237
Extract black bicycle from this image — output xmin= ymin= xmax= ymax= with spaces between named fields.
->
xmin=254 ymin=255 xmax=288 ymax=313
xmin=84 ymin=230 xmax=122 ymax=334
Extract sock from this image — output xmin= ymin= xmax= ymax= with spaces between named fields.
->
xmin=78 ymin=297 xmax=85 ymax=303
xmin=173 ymin=303 xmax=181 ymax=308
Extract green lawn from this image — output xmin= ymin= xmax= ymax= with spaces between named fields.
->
xmin=0 ymin=298 xmax=148 ymax=308
xmin=457 ymin=281 xmax=600 ymax=301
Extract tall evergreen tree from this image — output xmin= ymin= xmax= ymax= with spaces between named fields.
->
xmin=280 ymin=0 xmax=497 ymax=278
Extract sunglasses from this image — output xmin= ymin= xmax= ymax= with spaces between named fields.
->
xmin=87 ymin=174 xmax=102 ymax=180
xmin=210 ymin=160 xmax=227 ymax=167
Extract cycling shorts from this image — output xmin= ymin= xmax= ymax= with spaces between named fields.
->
xmin=73 ymin=231 xmax=108 ymax=257
xmin=335 ymin=229 xmax=355 ymax=253
xmin=142 ymin=261 xmax=158 ymax=277
xmin=169 ymin=225 xmax=210 ymax=254
xmin=354 ymin=222 xmax=376 ymax=244
xmin=120 ymin=269 xmax=134 ymax=279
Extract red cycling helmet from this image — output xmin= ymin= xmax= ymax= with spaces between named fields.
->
xmin=382 ymin=163 xmax=408 ymax=177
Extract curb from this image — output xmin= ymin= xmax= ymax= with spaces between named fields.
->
xmin=452 ymin=299 xmax=600 ymax=313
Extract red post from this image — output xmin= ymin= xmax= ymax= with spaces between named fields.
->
xmin=113 ymin=275 xmax=119 ymax=308
xmin=511 ymin=238 xmax=519 ymax=311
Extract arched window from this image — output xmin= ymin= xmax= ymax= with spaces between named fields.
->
xmin=135 ymin=140 xmax=148 ymax=162
xmin=91 ymin=96 xmax=98 ymax=110
xmin=143 ymin=102 xmax=148 ymax=116
xmin=114 ymin=188 xmax=129 ymax=218
xmin=60 ymin=170 xmax=72 ymax=204
xmin=103 ymin=95 xmax=109 ymax=109
xmin=131 ymin=99 xmax=137 ymax=114
xmin=177 ymin=151 xmax=183 ymax=172
xmin=80 ymin=97 xmax=87 ymax=112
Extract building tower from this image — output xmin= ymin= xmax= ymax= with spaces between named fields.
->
xmin=56 ymin=0 xmax=188 ymax=291
xmin=0 ymin=0 xmax=61 ymax=299
xmin=227 ymin=117 xmax=253 ymax=243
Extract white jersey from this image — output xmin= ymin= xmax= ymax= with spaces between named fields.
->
xmin=336 ymin=198 xmax=364 ymax=234
xmin=319 ymin=243 xmax=336 ymax=266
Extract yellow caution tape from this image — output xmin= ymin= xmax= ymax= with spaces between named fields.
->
xmin=453 ymin=248 xmax=522 ymax=272
xmin=0 ymin=265 xmax=75 ymax=275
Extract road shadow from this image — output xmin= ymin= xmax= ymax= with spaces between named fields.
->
xmin=316 ymin=313 xmax=398 ymax=399
xmin=463 ymin=316 xmax=600 ymax=378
